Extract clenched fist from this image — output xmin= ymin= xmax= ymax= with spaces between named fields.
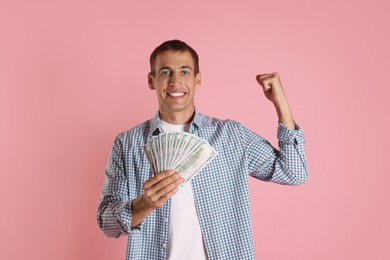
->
xmin=256 ymin=72 xmax=287 ymax=105
xmin=256 ymin=72 xmax=296 ymax=129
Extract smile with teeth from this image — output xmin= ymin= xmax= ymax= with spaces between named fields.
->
xmin=167 ymin=92 xmax=185 ymax=97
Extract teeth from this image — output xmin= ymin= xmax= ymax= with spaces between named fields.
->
xmin=168 ymin=92 xmax=184 ymax=97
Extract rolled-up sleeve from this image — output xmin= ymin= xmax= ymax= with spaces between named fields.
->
xmin=243 ymin=122 xmax=309 ymax=185
xmin=97 ymin=136 xmax=142 ymax=238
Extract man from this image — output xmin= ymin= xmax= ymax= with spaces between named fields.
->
xmin=97 ymin=39 xmax=308 ymax=259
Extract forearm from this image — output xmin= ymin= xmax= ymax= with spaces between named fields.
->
xmin=273 ymin=98 xmax=295 ymax=129
xmin=130 ymin=197 xmax=154 ymax=228
xmin=98 ymin=196 xmax=153 ymax=235
xmin=253 ymin=72 xmax=308 ymax=183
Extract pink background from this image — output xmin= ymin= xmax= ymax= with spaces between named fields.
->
xmin=1 ymin=0 xmax=389 ymax=259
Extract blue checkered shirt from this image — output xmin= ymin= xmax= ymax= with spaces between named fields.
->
xmin=98 ymin=110 xmax=308 ymax=259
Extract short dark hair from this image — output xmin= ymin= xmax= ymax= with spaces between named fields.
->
xmin=149 ymin=39 xmax=199 ymax=76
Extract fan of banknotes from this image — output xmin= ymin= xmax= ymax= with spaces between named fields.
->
xmin=144 ymin=133 xmax=217 ymax=185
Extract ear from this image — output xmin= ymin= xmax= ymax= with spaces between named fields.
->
xmin=195 ymin=72 xmax=201 ymax=88
xmin=148 ymin=73 xmax=155 ymax=90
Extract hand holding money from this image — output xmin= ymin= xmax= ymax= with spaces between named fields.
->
xmin=131 ymin=170 xmax=184 ymax=228
xmin=141 ymin=170 xmax=184 ymax=209
xmin=131 ymin=133 xmax=217 ymax=228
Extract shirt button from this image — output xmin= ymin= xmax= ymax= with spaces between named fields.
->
xmin=162 ymin=244 xmax=167 ymax=248
xmin=164 ymin=218 xmax=168 ymax=223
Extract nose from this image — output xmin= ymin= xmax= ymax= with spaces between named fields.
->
xmin=168 ymin=72 xmax=179 ymax=86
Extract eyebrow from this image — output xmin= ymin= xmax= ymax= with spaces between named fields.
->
xmin=158 ymin=66 xmax=194 ymax=71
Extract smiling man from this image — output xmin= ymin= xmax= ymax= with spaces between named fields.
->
xmin=147 ymin=49 xmax=200 ymax=124
xmin=97 ymin=40 xmax=309 ymax=260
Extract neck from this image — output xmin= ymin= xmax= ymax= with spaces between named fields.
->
xmin=159 ymin=109 xmax=195 ymax=125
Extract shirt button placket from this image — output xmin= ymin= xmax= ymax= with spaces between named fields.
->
xmin=162 ymin=217 xmax=168 ymax=250
xmin=160 ymin=207 xmax=169 ymax=258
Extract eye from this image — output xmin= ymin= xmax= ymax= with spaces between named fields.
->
xmin=181 ymin=70 xmax=190 ymax=75
xmin=160 ymin=71 xmax=171 ymax=76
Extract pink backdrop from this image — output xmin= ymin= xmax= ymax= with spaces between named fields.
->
xmin=1 ymin=0 xmax=389 ymax=259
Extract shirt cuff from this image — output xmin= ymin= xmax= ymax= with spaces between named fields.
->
xmin=277 ymin=122 xmax=304 ymax=144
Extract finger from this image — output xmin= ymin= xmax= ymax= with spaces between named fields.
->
xmin=256 ymin=72 xmax=280 ymax=82
xmin=151 ymin=185 xmax=181 ymax=208
xmin=256 ymin=74 xmax=270 ymax=82
xmin=256 ymin=74 xmax=265 ymax=80
xmin=144 ymin=172 xmax=182 ymax=198
xmin=150 ymin=172 xmax=182 ymax=194
xmin=143 ymin=170 xmax=176 ymax=190
xmin=264 ymin=79 xmax=273 ymax=91
xmin=258 ymin=78 xmax=273 ymax=91
xmin=150 ymin=177 xmax=184 ymax=203
xmin=156 ymin=185 xmax=181 ymax=204
xmin=256 ymin=74 xmax=272 ymax=88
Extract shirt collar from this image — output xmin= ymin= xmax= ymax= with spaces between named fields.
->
xmin=147 ymin=108 xmax=212 ymax=137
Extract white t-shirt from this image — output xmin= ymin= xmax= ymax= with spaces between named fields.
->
xmin=159 ymin=120 xmax=208 ymax=260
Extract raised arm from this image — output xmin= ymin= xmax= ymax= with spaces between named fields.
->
xmin=245 ymin=72 xmax=308 ymax=185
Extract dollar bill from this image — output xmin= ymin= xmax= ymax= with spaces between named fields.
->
xmin=143 ymin=132 xmax=217 ymax=185
xmin=173 ymin=139 xmax=217 ymax=183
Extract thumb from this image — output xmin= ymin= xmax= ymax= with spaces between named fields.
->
xmin=256 ymin=74 xmax=273 ymax=91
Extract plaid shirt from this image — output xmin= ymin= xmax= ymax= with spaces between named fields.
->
xmin=97 ymin=110 xmax=308 ymax=259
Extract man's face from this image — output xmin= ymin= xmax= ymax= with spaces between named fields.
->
xmin=148 ymin=50 xmax=201 ymax=121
